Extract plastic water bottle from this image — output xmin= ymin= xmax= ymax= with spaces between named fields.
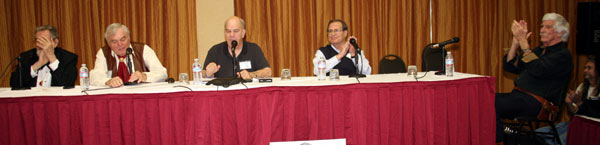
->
xmin=192 ymin=58 xmax=202 ymax=85
xmin=79 ymin=64 xmax=90 ymax=90
xmin=445 ymin=52 xmax=454 ymax=77
xmin=317 ymin=57 xmax=327 ymax=80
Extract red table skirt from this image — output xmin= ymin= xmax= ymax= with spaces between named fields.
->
xmin=0 ymin=77 xmax=496 ymax=145
xmin=567 ymin=115 xmax=600 ymax=145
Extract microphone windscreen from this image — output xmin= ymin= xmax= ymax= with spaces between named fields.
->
xmin=350 ymin=38 xmax=357 ymax=44
xmin=166 ymin=78 xmax=175 ymax=83
xmin=231 ymin=40 xmax=238 ymax=48
xmin=126 ymin=48 xmax=133 ymax=54
xmin=452 ymin=37 xmax=460 ymax=43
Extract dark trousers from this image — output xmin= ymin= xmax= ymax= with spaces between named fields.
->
xmin=495 ymin=89 xmax=542 ymax=142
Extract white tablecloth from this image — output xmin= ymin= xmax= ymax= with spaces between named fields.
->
xmin=0 ymin=72 xmax=484 ymax=98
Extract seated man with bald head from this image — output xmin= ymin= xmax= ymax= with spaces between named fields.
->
xmin=90 ymin=23 xmax=167 ymax=87
xmin=203 ymin=16 xmax=272 ymax=79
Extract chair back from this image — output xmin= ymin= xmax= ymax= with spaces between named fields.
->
xmin=379 ymin=54 xmax=406 ymax=74
xmin=421 ymin=43 xmax=447 ymax=72
xmin=550 ymin=79 xmax=571 ymax=122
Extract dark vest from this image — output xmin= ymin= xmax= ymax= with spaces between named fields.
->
xmin=102 ymin=42 xmax=148 ymax=78
xmin=319 ymin=45 xmax=356 ymax=75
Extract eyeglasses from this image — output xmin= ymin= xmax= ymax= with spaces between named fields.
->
xmin=327 ymin=29 xmax=345 ymax=33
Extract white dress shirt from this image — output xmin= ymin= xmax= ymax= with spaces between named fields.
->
xmin=90 ymin=44 xmax=167 ymax=86
xmin=576 ymin=83 xmax=600 ymax=100
xmin=31 ymin=60 xmax=59 ymax=87
xmin=313 ymin=44 xmax=372 ymax=76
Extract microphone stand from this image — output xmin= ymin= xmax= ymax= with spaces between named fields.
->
xmin=13 ymin=57 xmax=30 ymax=90
xmin=231 ymin=45 xmax=249 ymax=83
xmin=232 ymin=46 xmax=238 ymax=78
xmin=205 ymin=42 xmax=243 ymax=88
xmin=434 ymin=45 xmax=447 ymax=75
xmin=122 ymin=48 xmax=140 ymax=85
xmin=126 ymin=49 xmax=133 ymax=76
xmin=349 ymin=47 xmax=366 ymax=78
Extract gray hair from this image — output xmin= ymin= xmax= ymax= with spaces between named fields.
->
xmin=542 ymin=13 xmax=569 ymax=42
xmin=224 ymin=17 xmax=246 ymax=29
xmin=34 ymin=25 xmax=59 ymax=40
xmin=240 ymin=18 xmax=246 ymax=29
xmin=104 ymin=23 xmax=130 ymax=41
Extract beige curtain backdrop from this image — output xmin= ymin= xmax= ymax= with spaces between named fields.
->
xmin=1 ymin=0 xmax=599 ymax=93
xmin=0 ymin=0 xmax=197 ymax=87
xmin=235 ymin=0 xmax=599 ymax=94
xmin=234 ymin=0 xmax=430 ymax=78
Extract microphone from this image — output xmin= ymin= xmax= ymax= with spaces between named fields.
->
xmin=166 ymin=78 xmax=175 ymax=83
xmin=126 ymin=48 xmax=133 ymax=75
xmin=432 ymin=37 xmax=460 ymax=48
xmin=231 ymin=40 xmax=238 ymax=50
xmin=348 ymin=38 xmax=366 ymax=78
xmin=349 ymin=38 xmax=360 ymax=50
xmin=349 ymin=38 xmax=364 ymax=54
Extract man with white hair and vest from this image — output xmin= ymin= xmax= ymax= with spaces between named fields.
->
xmin=495 ymin=13 xmax=573 ymax=143
xmin=90 ymin=23 xmax=167 ymax=87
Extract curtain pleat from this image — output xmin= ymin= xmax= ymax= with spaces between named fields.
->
xmin=233 ymin=0 xmax=598 ymax=94
xmin=0 ymin=0 xmax=197 ymax=87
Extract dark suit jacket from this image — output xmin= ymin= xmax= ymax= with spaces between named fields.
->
xmin=10 ymin=47 xmax=78 ymax=88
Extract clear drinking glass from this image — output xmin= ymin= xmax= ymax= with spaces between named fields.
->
xmin=330 ymin=69 xmax=339 ymax=80
xmin=281 ymin=69 xmax=291 ymax=80
xmin=407 ymin=65 xmax=417 ymax=77
xmin=179 ymin=73 xmax=190 ymax=84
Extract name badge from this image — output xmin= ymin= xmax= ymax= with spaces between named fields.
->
xmin=239 ymin=61 xmax=252 ymax=70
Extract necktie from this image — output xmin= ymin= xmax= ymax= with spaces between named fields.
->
xmin=117 ymin=56 xmax=130 ymax=81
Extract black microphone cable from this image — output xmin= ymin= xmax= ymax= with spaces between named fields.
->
xmin=414 ymin=71 xmax=428 ymax=82
xmin=173 ymin=85 xmax=193 ymax=91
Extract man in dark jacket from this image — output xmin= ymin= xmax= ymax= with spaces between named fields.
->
xmin=10 ymin=25 xmax=78 ymax=89
xmin=496 ymin=13 xmax=573 ymax=143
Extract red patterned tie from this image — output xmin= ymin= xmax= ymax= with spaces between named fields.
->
xmin=117 ymin=56 xmax=130 ymax=82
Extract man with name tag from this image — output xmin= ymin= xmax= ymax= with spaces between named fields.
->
xmin=203 ymin=16 xmax=272 ymax=79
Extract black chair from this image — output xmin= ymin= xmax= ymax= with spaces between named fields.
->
xmin=421 ymin=43 xmax=447 ymax=72
xmin=503 ymin=83 xmax=569 ymax=145
xmin=379 ymin=54 xmax=407 ymax=74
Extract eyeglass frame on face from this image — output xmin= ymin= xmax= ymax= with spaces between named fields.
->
xmin=327 ymin=28 xmax=347 ymax=34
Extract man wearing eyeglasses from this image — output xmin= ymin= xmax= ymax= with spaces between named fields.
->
xmin=312 ymin=19 xmax=372 ymax=76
